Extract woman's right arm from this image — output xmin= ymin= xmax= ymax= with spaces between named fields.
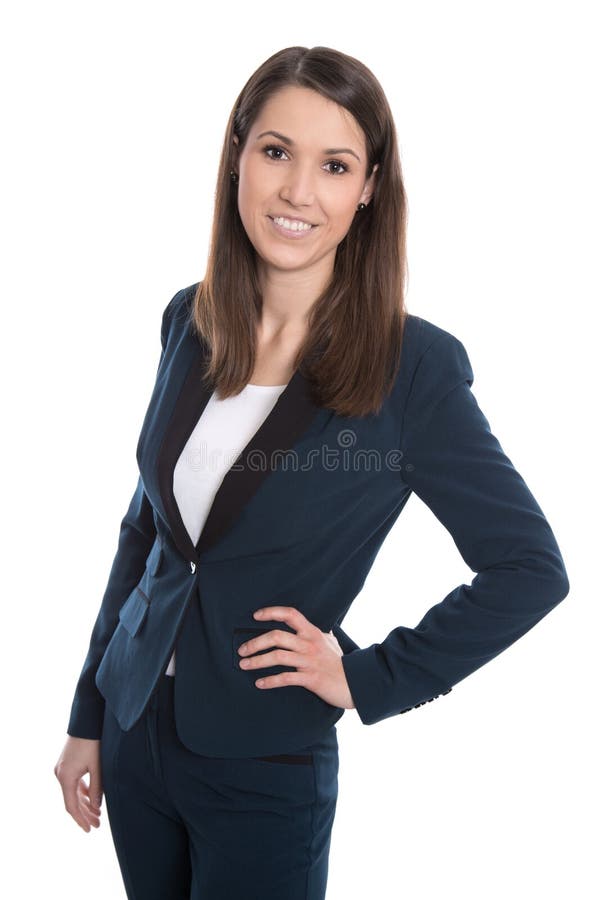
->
xmin=54 ymin=289 xmax=182 ymax=830
xmin=54 ymin=737 xmax=103 ymax=833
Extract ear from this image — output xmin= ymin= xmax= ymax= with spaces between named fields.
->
xmin=359 ymin=162 xmax=379 ymax=207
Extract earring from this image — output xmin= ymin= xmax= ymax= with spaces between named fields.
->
xmin=230 ymin=171 xmax=239 ymax=184
xmin=357 ymin=202 xmax=366 ymax=210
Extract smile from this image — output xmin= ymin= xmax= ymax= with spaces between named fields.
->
xmin=268 ymin=216 xmax=317 ymax=239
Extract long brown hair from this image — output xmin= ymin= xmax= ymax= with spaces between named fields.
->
xmin=190 ymin=45 xmax=410 ymax=418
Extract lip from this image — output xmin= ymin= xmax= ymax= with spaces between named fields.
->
xmin=269 ymin=213 xmax=315 ymax=226
xmin=267 ymin=215 xmax=318 ymax=239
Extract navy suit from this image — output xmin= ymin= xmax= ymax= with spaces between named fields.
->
xmin=67 ymin=282 xmax=570 ymax=758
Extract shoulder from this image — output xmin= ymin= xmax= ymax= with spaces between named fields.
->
xmin=165 ymin=282 xmax=200 ymax=325
xmin=160 ymin=282 xmax=201 ymax=344
xmin=403 ymin=313 xmax=474 ymax=385
xmin=404 ymin=313 xmax=466 ymax=357
xmin=399 ymin=313 xmax=475 ymax=431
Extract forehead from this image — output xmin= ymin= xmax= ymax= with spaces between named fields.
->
xmin=249 ymin=85 xmax=365 ymax=151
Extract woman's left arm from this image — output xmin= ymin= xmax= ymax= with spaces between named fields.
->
xmin=339 ymin=330 xmax=570 ymax=725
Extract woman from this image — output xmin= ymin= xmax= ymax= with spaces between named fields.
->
xmin=54 ymin=46 xmax=569 ymax=900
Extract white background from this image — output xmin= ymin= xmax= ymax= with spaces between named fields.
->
xmin=1 ymin=1 xmax=597 ymax=897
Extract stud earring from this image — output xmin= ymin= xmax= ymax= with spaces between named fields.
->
xmin=357 ymin=202 xmax=366 ymax=210
xmin=230 ymin=171 xmax=239 ymax=184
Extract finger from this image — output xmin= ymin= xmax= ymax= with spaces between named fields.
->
xmin=84 ymin=773 xmax=103 ymax=813
xmin=79 ymin=785 xmax=102 ymax=821
xmin=63 ymin=779 xmax=93 ymax=832
xmin=243 ymin=643 xmax=309 ymax=669
xmin=255 ymin=671 xmax=307 ymax=689
xmin=78 ymin=779 xmax=101 ymax=828
xmin=240 ymin=648 xmax=299 ymax=671
xmin=239 ymin=630 xmax=306 ymax=657
xmin=79 ymin=778 xmax=102 ymax=815
xmin=254 ymin=606 xmax=312 ymax=633
xmin=254 ymin=606 xmax=301 ymax=623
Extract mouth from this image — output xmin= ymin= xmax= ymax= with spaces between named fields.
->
xmin=267 ymin=215 xmax=318 ymax=239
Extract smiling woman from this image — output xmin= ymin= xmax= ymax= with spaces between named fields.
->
xmin=230 ymin=83 xmax=380 ymax=365
xmin=56 ymin=43 xmax=569 ymax=900
xmin=192 ymin=53 xmax=405 ymax=418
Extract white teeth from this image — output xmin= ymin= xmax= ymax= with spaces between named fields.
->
xmin=272 ymin=216 xmax=313 ymax=231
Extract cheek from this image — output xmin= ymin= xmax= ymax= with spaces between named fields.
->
xmin=236 ymin=198 xmax=265 ymax=245
xmin=236 ymin=183 xmax=255 ymax=221
xmin=324 ymin=203 xmax=358 ymax=240
xmin=236 ymin=166 xmax=263 ymax=212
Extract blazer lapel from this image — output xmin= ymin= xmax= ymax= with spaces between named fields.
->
xmin=156 ymin=336 xmax=323 ymax=565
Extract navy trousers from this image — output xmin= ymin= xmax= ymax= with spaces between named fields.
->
xmin=100 ymin=672 xmax=339 ymax=899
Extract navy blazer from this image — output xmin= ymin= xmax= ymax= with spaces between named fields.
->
xmin=67 ymin=283 xmax=570 ymax=757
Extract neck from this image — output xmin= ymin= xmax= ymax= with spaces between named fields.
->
xmin=256 ymin=257 xmax=334 ymax=336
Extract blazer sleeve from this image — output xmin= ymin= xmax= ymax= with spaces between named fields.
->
xmin=66 ymin=291 xmax=181 ymax=739
xmin=341 ymin=331 xmax=570 ymax=726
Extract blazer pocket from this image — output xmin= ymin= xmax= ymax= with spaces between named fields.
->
xmin=119 ymin=587 xmax=150 ymax=638
xmin=252 ymin=752 xmax=314 ymax=766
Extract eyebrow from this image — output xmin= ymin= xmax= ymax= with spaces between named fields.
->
xmin=256 ymin=130 xmax=361 ymax=163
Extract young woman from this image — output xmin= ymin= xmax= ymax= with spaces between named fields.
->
xmin=54 ymin=45 xmax=569 ymax=900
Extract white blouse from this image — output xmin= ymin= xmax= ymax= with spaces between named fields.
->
xmin=165 ymin=382 xmax=287 ymax=676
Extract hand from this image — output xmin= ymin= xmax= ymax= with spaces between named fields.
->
xmin=54 ymin=736 xmax=103 ymax=832
xmin=237 ymin=606 xmax=356 ymax=710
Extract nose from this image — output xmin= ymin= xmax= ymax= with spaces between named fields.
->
xmin=279 ymin=162 xmax=317 ymax=209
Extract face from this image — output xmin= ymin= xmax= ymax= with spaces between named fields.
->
xmin=232 ymin=85 xmax=378 ymax=281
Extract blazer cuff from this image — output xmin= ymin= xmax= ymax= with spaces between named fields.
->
xmin=341 ymin=643 xmax=452 ymax=726
xmin=67 ymin=695 xmax=105 ymax=740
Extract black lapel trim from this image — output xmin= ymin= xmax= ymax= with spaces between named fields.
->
xmin=157 ymin=348 xmax=212 ymax=565
xmin=196 ymin=363 xmax=320 ymax=556
xmin=157 ymin=339 xmax=322 ymax=564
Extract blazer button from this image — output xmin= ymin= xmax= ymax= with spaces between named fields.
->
xmin=190 ymin=561 xmax=196 ymax=574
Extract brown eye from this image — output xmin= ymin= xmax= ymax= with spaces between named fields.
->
xmin=263 ymin=145 xmax=289 ymax=161
xmin=262 ymin=145 xmax=349 ymax=175
xmin=324 ymin=160 xmax=349 ymax=176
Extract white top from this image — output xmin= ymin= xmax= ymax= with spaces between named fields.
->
xmin=165 ymin=382 xmax=288 ymax=675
